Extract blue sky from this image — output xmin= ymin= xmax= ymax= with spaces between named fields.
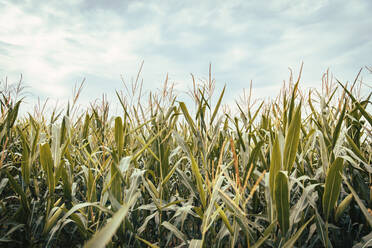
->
xmin=0 ymin=0 xmax=371 ymax=112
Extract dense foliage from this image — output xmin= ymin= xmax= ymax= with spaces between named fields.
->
xmin=0 ymin=68 xmax=371 ymax=247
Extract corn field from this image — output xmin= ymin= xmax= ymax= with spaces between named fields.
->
xmin=0 ymin=67 xmax=371 ymax=247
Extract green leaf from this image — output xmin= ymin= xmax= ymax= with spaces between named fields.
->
xmin=345 ymin=134 xmax=368 ymax=164
xmin=135 ymin=235 xmax=160 ymax=248
xmin=5 ymin=170 xmax=30 ymax=215
xmin=43 ymin=203 xmax=65 ymax=234
xmin=215 ymin=203 xmax=233 ymax=235
xmin=338 ymin=79 xmax=372 ymax=126
xmin=322 ymin=157 xmax=344 ymax=221
xmin=7 ymin=101 xmax=21 ymax=129
xmin=114 ymin=117 xmax=124 ymax=158
xmin=60 ymin=116 xmax=68 ymax=145
xmin=282 ymin=216 xmax=314 ymax=248
xmin=210 ymin=85 xmax=225 ymax=124
xmin=162 ymin=221 xmax=187 ymax=243
xmin=84 ymin=192 xmax=139 ymax=248
xmin=82 ymin=112 xmax=90 ymax=140
xmin=343 ymin=176 xmax=372 ymax=228
xmin=61 ymin=202 xmax=113 ymax=224
xmin=287 ymin=80 xmax=300 ymax=126
xmin=315 ymin=211 xmax=333 ymax=248
xmin=218 ymin=189 xmax=249 ymax=234
xmin=179 ymin=102 xmax=197 ymax=136
xmin=269 ymin=135 xmax=282 ymax=201
xmin=40 ymin=143 xmax=55 ymax=195
xmin=161 ymin=157 xmax=183 ymax=186
xmin=190 ymin=153 xmax=206 ymax=209
xmin=131 ymin=127 xmax=167 ymax=162
xmin=60 ymin=161 xmax=72 ymax=201
xmin=19 ymin=131 xmax=30 ymax=186
xmin=283 ymin=105 xmax=301 ymax=171
xmin=251 ymin=221 xmax=276 ymax=248
xmin=335 ymin=194 xmax=353 ymax=222
xmin=274 ymin=171 xmax=290 ymax=235
xmin=331 ymin=99 xmax=346 ymax=149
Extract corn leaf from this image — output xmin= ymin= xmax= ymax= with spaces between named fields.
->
xmin=274 ymin=171 xmax=289 ymax=235
xmin=322 ymin=157 xmax=344 ymax=221
xmin=282 ymin=216 xmax=314 ymax=248
xmin=269 ymin=135 xmax=282 ymax=201
xmin=335 ymin=194 xmax=353 ymax=222
xmin=283 ymin=105 xmax=301 ymax=171
xmin=84 ymin=192 xmax=139 ymax=248
xmin=343 ymin=176 xmax=372 ymax=228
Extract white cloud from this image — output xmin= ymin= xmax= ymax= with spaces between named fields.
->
xmin=0 ymin=1 xmax=152 ymax=100
xmin=0 ymin=0 xmax=371 ymax=113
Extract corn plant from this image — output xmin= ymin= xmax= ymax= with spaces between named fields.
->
xmin=0 ymin=67 xmax=371 ymax=247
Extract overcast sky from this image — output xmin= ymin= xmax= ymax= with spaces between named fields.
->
xmin=0 ymin=0 xmax=371 ymax=112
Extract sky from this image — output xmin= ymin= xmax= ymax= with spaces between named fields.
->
xmin=0 ymin=0 xmax=371 ymax=114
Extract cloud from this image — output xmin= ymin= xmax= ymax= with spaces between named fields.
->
xmin=0 ymin=0 xmax=371 ymax=112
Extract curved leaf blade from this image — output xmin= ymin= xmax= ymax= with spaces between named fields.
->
xmin=269 ymin=135 xmax=282 ymax=200
xmin=283 ymin=105 xmax=301 ymax=171
xmin=322 ymin=157 xmax=344 ymax=221
xmin=84 ymin=192 xmax=139 ymax=248
xmin=274 ymin=171 xmax=289 ymax=235
xmin=282 ymin=216 xmax=314 ymax=248
xmin=335 ymin=193 xmax=353 ymax=222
